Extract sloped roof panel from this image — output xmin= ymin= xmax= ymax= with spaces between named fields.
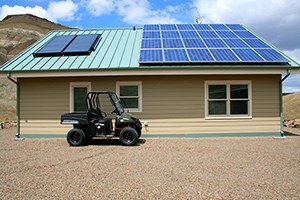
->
xmin=0 ymin=28 xmax=142 ymax=72
xmin=0 ymin=25 xmax=298 ymax=73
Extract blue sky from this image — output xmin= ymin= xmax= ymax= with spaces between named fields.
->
xmin=0 ymin=0 xmax=299 ymax=92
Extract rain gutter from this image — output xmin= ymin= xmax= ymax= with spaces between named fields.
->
xmin=279 ymin=69 xmax=291 ymax=137
xmin=7 ymin=73 xmax=20 ymax=138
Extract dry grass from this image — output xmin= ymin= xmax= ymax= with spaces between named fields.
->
xmin=283 ymin=92 xmax=300 ymax=120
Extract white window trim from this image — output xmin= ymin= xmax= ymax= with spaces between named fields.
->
xmin=204 ymin=80 xmax=252 ymax=119
xmin=69 ymin=82 xmax=91 ymax=112
xmin=116 ymin=81 xmax=142 ymax=112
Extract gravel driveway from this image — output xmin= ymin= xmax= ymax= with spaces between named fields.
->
xmin=0 ymin=128 xmax=299 ymax=199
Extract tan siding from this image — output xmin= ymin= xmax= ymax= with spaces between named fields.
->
xmin=252 ymin=75 xmax=280 ymax=117
xmin=20 ymin=117 xmax=279 ymax=135
xmin=19 ymin=74 xmax=281 ymax=136
xmin=19 ymin=78 xmax=70 ymax=120
xmin=141 ymin=117 xmax=279 ymax=134
xmin=20 ymin=120 xmax=71 ymax=134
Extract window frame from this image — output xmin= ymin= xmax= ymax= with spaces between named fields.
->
xmin=116 ymin=81 xmax=142 ymax=112
xmin=69 ymin=82 xmax=91 ymax=112
xmin=205 ymin=80 xmax=252 ymax=119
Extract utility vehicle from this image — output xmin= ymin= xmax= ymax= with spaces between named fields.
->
xmin=61 ymin=91 xmax=142 ymax=146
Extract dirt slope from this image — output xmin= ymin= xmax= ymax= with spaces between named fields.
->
xmin=0 ymin=14 xmax=72 ymax=65
xmin=283 ymin=91 xmax=300 ymax=120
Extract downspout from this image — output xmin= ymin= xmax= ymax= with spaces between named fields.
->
xmin=7 ymin=73 xmax=20 ymax=138
xmin=279 ymin=69 xmax=291 ymax=137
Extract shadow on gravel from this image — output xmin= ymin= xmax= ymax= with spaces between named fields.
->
xmin=284 ymin=131 xmax=299 ymax=136
xmin=89 ymin=138 xmax=146 ymax=146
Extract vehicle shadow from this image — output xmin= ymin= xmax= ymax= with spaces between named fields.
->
xmin=89 ymin=138 xmax=146 ymax=146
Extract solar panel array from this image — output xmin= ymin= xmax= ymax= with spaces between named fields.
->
xmin=34 ymin=34 xmax=100 ymax=57
xmin=139 ymin=24 xmax=289 ymax=63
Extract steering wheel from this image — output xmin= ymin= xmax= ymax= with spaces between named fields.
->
xmin=102 ymin=111 xmax=107 ymax=118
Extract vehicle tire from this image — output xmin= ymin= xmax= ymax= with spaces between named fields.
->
xmin=119 ymin=127 xmax=139 ymax=146
xmin=137 ymin=129 xmax=141 ymax=138
xmin=67 ymin=128 xmax=86 ymax=146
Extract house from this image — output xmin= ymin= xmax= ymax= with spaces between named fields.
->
xmin=1 ymin=24 xmax=299 ymax=138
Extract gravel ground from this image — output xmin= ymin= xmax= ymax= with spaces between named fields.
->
xmin=0 ymin=128 xmax=299 ymax=199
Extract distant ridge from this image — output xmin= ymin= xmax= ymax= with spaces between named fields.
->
xmin=0 ymin=14 xmax=73 ymax=65
xmin=0 ymin=14 xmax=71 ymax=34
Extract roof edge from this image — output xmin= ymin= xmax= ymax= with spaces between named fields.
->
xmin=2 ymin=68 xmax=297 ymax=78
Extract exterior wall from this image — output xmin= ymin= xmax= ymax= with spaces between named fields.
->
xmin=18 ymin=74 xmax=280 ymax=136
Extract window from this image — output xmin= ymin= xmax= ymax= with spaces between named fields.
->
xmin=70 ymin=82 xmax=91 ymax=112
xmin=116 ymin=82 xmax=142 ymax=112
xmin=205 ymin=81 xmax=251 ymax=118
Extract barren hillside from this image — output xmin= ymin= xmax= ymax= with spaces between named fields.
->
xmin=283 ymin=92 xmax=300 ymax=120
xmin=0 ymin=14 xmax=71 ymax=65
xmin=0 ymin=14 xmax=72 ymax=121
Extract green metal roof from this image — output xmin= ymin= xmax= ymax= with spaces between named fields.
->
xmin=0 ymin=27 xmax=142 ymax=72
xmin=0 ymin=26 xmax=299 ymax=73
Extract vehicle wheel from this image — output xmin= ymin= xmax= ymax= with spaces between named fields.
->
xmin=67 ymin=128 xmax=86 ymax=146
xmin=137 ymin=129 xmax=141 ymax=138
xmin=119 ymin=127 xmax=139 ymax=146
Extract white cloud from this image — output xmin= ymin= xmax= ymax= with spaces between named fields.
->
xmin=116 ymin=0 xmax=180 ymax=24
xmin=84 ymin=0 xmax=180 ymax=24
xmin=47 ymin=0 xmax=78 ymax=21
xmin=283 ymin=49 xmax=300 ymax=64
xmin=0 ymin=0 xmax=78 ymax=22
xmin=192 ymin=0 xmax=293 ymax=24
xmin=192 ymin=0 xmax=300 ymax=51
xmin=0 ymin=5 xmax=49 ymax=20
xmin=84 ymin=0 xmax=115 ymax=16
xmin=283 ymin=74 xmax=300 ymax=93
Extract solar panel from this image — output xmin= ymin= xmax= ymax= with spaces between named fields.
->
xmin=163 ymin=39 xmax=184 ymax=48
xmin=161 ymin=31 xmax=180 ymax=38
xmin=144 ymin=24 xmax=160 ymax=31
xmin=209 ymin=24 xmax=229 ymax=30
xmin=160 ymin=24 xmax=177 ymax=30
xmin=179 ymin=31 xmax=199 ymax=38
xmin=223 ymin=39 xmax=248 ymax=48
xmin=164 ymin=49 xmax=188 ymax=61
xmin=210 ymin=49 xmax=239 ymax=61
xmin=243 ymin=39 xmax=270 ymax=48
xmin=183 ymin=39 xmax=206 ymax=48
xmin=233 ymin=49 xmax=264 ymax=61
xmin=255 ymin=49 xmax=289 ymax=61
xmin=177 ymin=24 xmax=194 ymax=30
xmin=226 ymin=24 xmax=246 ymax=30
xmin=234 ymin=31 xmax=256 ymax=38
xmin=141 ymin=39 xmax=161 ymax=48
xmin=63 ymin=34 xmax=100 ymax=55
xmin=203 ymin=39 xmax=227 ymax=48
xmin=34 ymin=35 xmax=75 ymax=57
xmin=143 ymin=31 xmax=160 ymax=38
xmin=139 ymin=24 xmax=291 ymax=64
xmin=187 ymin=49 xmax=214 ymax=61
xmin=216 ymin=31 xmax=238 ymax=38
xmin=139 ymin=50 xmax=163 ymax=62
xmin=34 ymin=34 xmax=100 ymax=57
xmin=193 ymin=24 xmax=212 ymax=30
xmin=197 ymin=31 xmax=219 ymax=38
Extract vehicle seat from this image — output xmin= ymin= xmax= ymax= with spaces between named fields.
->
xmin=88 ymin=107 xmax=103 ymax=122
